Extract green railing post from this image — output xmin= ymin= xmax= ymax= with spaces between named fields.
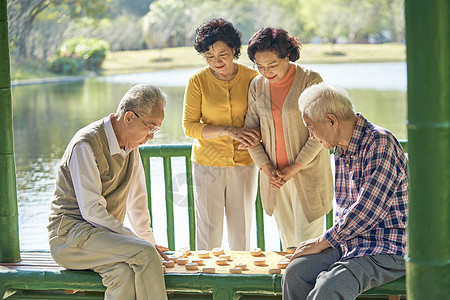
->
xmin=163 ymin=157 xmax=175 ymax=250
xmin=255 ymin=180 xmax=265 ymax=251
xmin=185 ymin=156 xmax=196 ymax=250
xmin=0 ymin=0 xmax=20 ymax=263
xmin=141 ymin=156 xmax=153 ymax=227
xmin=405 ymin=0 xmax=449 ymax=299
xmin=139 ymin=145 xmax=194 ymax=251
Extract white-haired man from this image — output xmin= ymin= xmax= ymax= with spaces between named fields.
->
xmin=282 ymin=83 xmax=408 ymax=299
xmin=48 ymin=84 xmax=168 ymax=299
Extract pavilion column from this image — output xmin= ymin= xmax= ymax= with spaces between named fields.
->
xmin=405 ymin=0 xmax=449 ymax=298
xmin=0 ymin=0 xmax=20 ymax=262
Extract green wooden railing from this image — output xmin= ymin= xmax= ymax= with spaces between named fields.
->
xmin=139 ymin=140 xmax=408 ymax=252
xmin=139 ymin=145 xmax=195 ymax=251
xmin=0 ymin=141 xmax=409 ymax=299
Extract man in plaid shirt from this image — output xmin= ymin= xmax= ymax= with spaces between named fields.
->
xmin=282 ymin=83 xmax=408 ymax=299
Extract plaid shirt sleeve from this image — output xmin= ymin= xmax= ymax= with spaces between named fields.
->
xmin=325 ymin=140 xmax=404 ymax=248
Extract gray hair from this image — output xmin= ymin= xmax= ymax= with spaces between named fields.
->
xmin=298 ymin=82 xmax=355 ymax=122
xmin=117 ymin=84 xmax=167 ymax=116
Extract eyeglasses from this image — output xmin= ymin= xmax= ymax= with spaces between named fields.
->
xmin=128 ymin=110 xmax=160 ymax=134
xmin=255 ymin=61 xmax=282 ymax=73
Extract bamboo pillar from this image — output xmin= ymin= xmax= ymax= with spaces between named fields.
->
xmin=405 ymin=0 xmax=449 ymax=298
xmin=0 ymin=0 xmax=20 ymax=262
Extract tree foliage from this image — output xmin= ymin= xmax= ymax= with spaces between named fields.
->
xmin=300 ymin=0 xmax=403 ymax=43
xmin=142 ymin=0 xmax=307 ymax=50
xmin=7 ymin=0 xmax=112 ymax=58
xmin=7 ymin=0 xmax=405 ymax=61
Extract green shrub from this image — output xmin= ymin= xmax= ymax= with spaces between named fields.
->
xmin=47 ymin=56 xmax=84 ymax=75
xmin=48 ymin=37 xmax=110 ymax=74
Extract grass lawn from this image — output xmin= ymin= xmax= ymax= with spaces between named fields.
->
xmin=101 ymin=43 xmax=405 ymax=75
xmin=10 ymin=58 xmax=63 ymax=81
xmin=11 ymin=43 xmax=406 ymax=80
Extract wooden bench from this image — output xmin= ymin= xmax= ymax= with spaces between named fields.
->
xmin=0 ymin=143 xmax=407 ymax=299
xmin=0 ymin=251 xmax=405 ymax=299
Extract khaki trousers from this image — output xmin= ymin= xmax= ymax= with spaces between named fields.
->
xmin=49 ymin=217 xmax=167 ymax=300
xmin=273 ymin=180 xmax=324 ymax=250
xmin=193 ymin=163 xmax=258 ymax=251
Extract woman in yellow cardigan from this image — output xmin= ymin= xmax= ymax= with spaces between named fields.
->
xmin=182 ymin=18 xmax=260 ymax=251
xmin=244 ymin=28 xmax=334 ymax=250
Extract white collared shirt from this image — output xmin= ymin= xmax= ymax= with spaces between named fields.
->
xmin=68 ymin=115 xmax=157 ymax=245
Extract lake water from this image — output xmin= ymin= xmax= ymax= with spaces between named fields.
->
xmin=12 ymin=62 xmax=407 ymax=251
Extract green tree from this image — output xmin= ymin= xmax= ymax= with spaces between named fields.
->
xmin=142 ymin=0 xmax=301 ymax=50
xmin=107 ymin=0 xmax=155 ymax=17
xmin=7 ymin=0 xmax=112 ymax=58
xmin=300 ymin=0 xmax=404 ymax=43
xmin=143 ymin=0 xmax=187 ymax=49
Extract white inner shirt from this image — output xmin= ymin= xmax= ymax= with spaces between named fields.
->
xmin=68 ymin=115 xmax=157 ymax=245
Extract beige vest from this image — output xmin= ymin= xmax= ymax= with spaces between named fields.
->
xmin=48 ymin=119 xmax=136 ymax=235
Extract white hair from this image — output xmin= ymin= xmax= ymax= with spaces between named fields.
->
xmin=117 ymin=84 xmax=167 ymax=117
xmin=298 ymin=82 xmax=355 ymax=122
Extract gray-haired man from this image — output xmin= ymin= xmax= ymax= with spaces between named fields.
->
xmin=48 ymin=84 xmax=168 ymax=299
xmin=283 ymin=83 xmax=407 ymax=299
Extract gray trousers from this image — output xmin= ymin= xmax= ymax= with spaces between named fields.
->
xmin=282 ymin=247 xmax=405 ymax=300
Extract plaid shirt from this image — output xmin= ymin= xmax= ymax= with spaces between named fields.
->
xmin=324 ymin=114 xmax=408 ymax=260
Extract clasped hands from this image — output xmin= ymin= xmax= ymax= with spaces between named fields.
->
xmin=261 ymin=163 xmax=302 ymax=189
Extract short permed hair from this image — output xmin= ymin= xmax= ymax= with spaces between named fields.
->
xmin=117 ymin=84 xmax=167 ymax=117
xmin=194 ymin=18 xmax=242 ymax=59
xmin=299 ymin=83 xmax=355 ymax=122
xmin=247 ymin=27 xmax=301 ymax=62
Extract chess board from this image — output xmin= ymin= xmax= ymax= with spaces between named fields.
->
xmin=165 ymin=251 xmax=289 ymax=275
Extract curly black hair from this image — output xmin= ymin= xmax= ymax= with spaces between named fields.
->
xmin=194 ymin=18 xmax=242 ymax=59
xmin=247 ymin=27 xmax=301 ymax=62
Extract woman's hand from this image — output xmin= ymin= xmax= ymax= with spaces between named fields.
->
xmin=281 ymin=163 xmax=303 ymax=182
xmin=226 ymin=126 xmax=260 ymax=147
xmin=261 ymin=163 xmax=286 ymax=189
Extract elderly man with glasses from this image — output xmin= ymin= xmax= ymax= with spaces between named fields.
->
xmin=48 ymin=84 xmax=168 ymax=300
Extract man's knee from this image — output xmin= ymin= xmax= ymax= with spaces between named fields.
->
xmin=283 ymin=258 xmax=317 ymax=300
xmin=282 ymin=257 xmax=314 ymax=290
xmin=283 ymin=258 xmax=305 ymax=285
xmin=284 ymin=254 xmax=325 ymax=286
xmin=129 ymin=243 xmax=159 ymax=267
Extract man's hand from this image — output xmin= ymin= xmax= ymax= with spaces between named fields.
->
xmin=156 ymin=245 xmax=169 ymax=252
xmin=155 ymin=245 xmax=170 ymax=261
xmin=290 ymin=235 xmax=331 ymax=261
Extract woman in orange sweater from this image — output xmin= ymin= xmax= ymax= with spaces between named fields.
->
xmin=183 ymin=18 xmax=259 ymax=251
xmin=244 ymin=28 xmax=334 ymax=250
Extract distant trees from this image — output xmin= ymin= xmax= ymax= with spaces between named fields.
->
xmin=142 ymin=0 xmax=305 ymax=49
xmin=300 ymin=0 xmax=404 ymax=43
xmin=7 ymin=0 xmax=405 ymax=61
xmin=7 ymin=0 xmax=112 ymax=58
xmin=141 ymin=0 xmax=404 ymax=49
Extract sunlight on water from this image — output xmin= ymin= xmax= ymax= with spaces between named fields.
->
xmin=13 ymin=62 xmax=406 ymax=250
